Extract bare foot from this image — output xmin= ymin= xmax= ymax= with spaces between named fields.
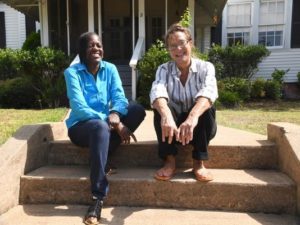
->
xmin=154 ymin=155 xmax=176 ymax=181
xmin=193 ymin=160 xmax=213 ymax=182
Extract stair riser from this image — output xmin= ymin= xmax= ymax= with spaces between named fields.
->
xmin=20 ymin=178 xmax=295 ymax=214
xmin=49 ymin=143 xmax=277 ymax=169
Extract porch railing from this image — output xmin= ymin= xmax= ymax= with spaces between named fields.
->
xmin=129 ymin=37 xmax=145 ymax=101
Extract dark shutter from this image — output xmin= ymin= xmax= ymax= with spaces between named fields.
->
xmin=0 ymin=12 xmax=6 ymax=48
xmin=291 ymin=0 xmax=300 ymax=48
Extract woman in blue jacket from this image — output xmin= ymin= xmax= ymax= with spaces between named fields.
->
xmin=64 ymin=32 xmax=145 ymax=225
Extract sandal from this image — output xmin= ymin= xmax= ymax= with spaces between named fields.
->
xmin=84 ymin=199 xmax=103 ymax=225
xmin=193 ymin=168 xmax=213 ymax=182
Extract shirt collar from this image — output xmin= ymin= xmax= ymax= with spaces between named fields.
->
xmin=76 ymin=61 xmax=105 ymax=73
xmin=171 ymin=58 xmax=197 ymax=76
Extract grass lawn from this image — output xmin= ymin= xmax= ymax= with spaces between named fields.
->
xmin=0 ymin=100 xmax=300 ymax=146
xmin=0 ymin=108 xmax=68 ymax=146
xmin=217 ymin=100 xmax=300 ymax=135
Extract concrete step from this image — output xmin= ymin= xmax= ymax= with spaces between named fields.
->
xmin=1 ymin=205 xmax=299 ymax=225
xmin=19 ymin=166 xmax=296 ymax=214
xmin=48 ymin=140 xmax=277 ymax=169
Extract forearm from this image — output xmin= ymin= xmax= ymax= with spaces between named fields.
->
xmin=152 ymin=98 xmax=172 ymax=119
xmin=188 ymin=97 xmax=212 ymax=119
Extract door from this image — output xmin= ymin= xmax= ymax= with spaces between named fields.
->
xmin=102 ymin=0 xmax=132 ymax=64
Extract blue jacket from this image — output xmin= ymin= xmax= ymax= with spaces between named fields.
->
xmin=64 ymin=61 xmax=128 ymax=129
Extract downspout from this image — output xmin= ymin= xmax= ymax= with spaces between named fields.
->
xmin=132 ymin=0 xmax=135 ymax=52
xmin=66 ymin=0 xmax=70 ymax=56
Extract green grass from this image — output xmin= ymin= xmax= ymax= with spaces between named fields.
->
xmin=217 ymin=100 xmax=300 ymax=135
xmin=0 ymin=108 xmax=68 ymax=146
xmin=0 ymin=100 xmax=300 ymax=146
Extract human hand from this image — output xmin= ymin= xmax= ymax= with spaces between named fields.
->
xmin=161 ymin=116 xmax=178 ymax=144
xmin=115 ymin=122 xmax=137 ymax=144
xmin=108 ymin=112 xmax=120 ymax=129
xmin=178 ymin=116 xmax=198 ymax=145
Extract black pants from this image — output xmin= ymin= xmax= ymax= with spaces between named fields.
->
xmin=68 ymin=103 xmax=145 ymax=200
xmin=153 ymin=106 xmax=217 ymax=161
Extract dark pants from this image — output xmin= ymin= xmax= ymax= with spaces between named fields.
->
xmin=68 ymin=103 xmax=145 ymax=200
xmin=153 ymin=106 xmax=217 ymax=161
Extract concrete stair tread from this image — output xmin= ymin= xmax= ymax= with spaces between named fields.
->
xmin=1 ymin=204 xmax=299 ymax=225
xmin=23 ymin=165 xmax=295 ymax=186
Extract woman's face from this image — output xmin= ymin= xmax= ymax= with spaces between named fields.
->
xmin=86 ymin=34 xmax=104 ymax=65
xmin=167 ymin=31 xmax=192 ymax=69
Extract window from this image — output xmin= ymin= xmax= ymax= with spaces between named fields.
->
xmin=151 ymin=17 xmax=163 ymax=42
xmin=259 ymin=0 xmax=285 ymax=47
xmin=226 ymin=3 xmax=251 ymax=45
xmin=227 ymin=31 xmax=250 ymax=45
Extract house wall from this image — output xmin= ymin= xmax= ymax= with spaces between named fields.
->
xmin=222 ymin=0 xmax=299 ymax=83
xmin=0 ymin=2 xmax=26 ymax=49
xmin=253 ymin=49 xmax=300 ymax=83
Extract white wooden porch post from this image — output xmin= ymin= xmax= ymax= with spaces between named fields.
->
xmin=39 ymin=0 xmax=49 ymax=46
xmin=188 ymin=0 xmax=195 ymax=40
xmin=88 ymin=0 xmax=94 ymax=32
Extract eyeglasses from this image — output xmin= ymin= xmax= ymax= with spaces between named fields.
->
xmin=168 ymin=40 xmax=190 ymax=51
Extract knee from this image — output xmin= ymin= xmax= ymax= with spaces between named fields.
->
xmin=90 ymin=119 xmax=110 ymax=134
xmin=129 ymin=103 xmax=146 ymax=120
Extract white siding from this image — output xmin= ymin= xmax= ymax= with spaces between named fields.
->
xmin=254 ymin=49 xmax=300 ymax=83
xmin=0 ymin=2 xmax=26 ymax=49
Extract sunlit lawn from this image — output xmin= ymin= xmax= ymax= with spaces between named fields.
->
xmin=217 ymin=100 xmax=300 ymax=135
xmin=0 ymin=108 xmax=68 ymax=146
xmin=0 ymin=100 xmax=300 ymax=146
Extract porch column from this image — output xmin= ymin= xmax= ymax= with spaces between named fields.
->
xmin=98 ymin=0 xmax=102 ymax=38
xmin=139 ymin=0 xmax=145 ymax=40
xmin=188 ymin=0 xmax=195 ymax=39
xmin=39 ymin=0 xmax=49 ymax=46
xmin=88 ymin=0 xmax=94 ymax=32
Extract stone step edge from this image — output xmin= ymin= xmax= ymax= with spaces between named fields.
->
xmin=1 ymin=204 xmax=299 ymax=225
xmin=50 ymin=139 xmax=276 ymax=148
xmin=21 ymin=165 xmax=295 ymax=187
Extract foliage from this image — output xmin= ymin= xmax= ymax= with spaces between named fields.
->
xmin=136 ymin=40 xmax=170 ymax=108
xmin=271 ymin=68 xmax=289 ymax=85
xmin=179 ymin=8 xmax=191 ymax=28
xmin=218 ymin=78 xmax=251 ymax=101
xmin=217 ymin=90 xmax=241 ymax=108
xmin=298 ymin=72 xmax=300 ymax=87
xmin=19 ymin=47 xmax=69 ymax=108
xmin=0 ymin=77 xmax=39 ymax=108
xmin=22 ymin=31 xmax=41 ymax=50
xmin=208 ymin=44 xmax=270 ymax=80
xmin=0 ymin=49 xmax=22 ymax=80
xmin=250 ymin=78 xmax=266 ymax=98
xmin=264 ymin=80 xmax=282 ymax=100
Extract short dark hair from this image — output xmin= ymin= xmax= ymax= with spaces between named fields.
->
xmin=165 ymin=23 xmax=192 ymax=47
xmin=77 ymin=32 xmax=101 ymax=65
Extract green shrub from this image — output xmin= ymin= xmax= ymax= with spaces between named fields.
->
xmin=19 ymin=47 xmax=69 ymax=108
xmin=271 ymin=68 xmax=288 ymax=85
xmin=218 ymin=90 xmax=241 ymax=108
xmin=218 ymin=78 xmax=250 ymax=101
xmin=0 ymin=77 xmax=39 ymax=108
xmin=297 ymin=72 xmax=300 ymax=87
xmin=136 ymin=40 xmax=170 ymax=108
xmin=0 ymin=49 xmax=23 ymax=80
xmin=265 ymin=80 xmax=281 ymax=100
xmin=22 ymin=31 xmax=41 ymax=50
xmin=208 ymin=44 xmax=270 ymax=80
xmin=251 ymin=78 xmax=266 ymax=98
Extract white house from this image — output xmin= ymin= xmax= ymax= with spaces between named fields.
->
xmin=0 ymin=1 xmax=39 ymax=49
xmin=221 ymin=0 xmax=300 ymax=84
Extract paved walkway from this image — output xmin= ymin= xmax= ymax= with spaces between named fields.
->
xmin=134 ymin=111 xmax=270 ymax=146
